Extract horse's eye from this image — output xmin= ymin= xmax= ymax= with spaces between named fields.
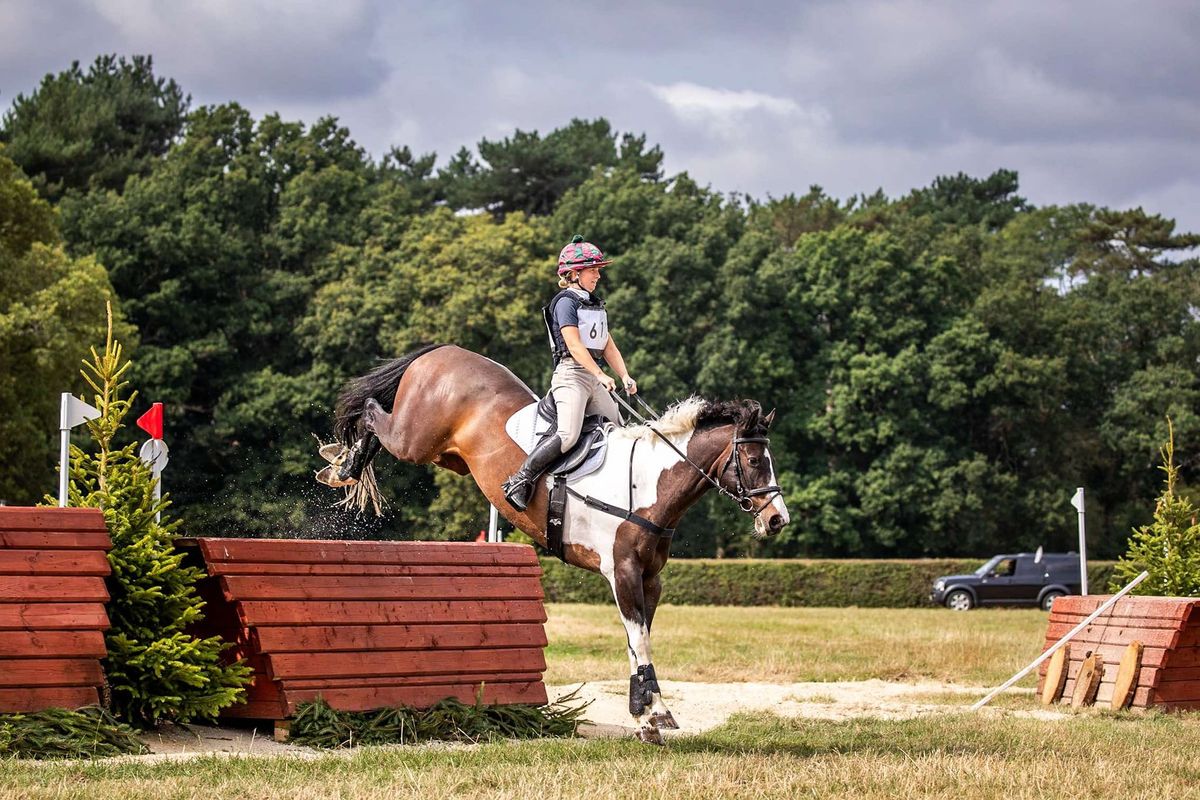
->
xmin=748 ymin=456 xmax=761 ymax=468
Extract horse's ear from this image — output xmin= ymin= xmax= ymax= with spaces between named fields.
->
xmin=763 ymin=408 xmax=776 ymax=428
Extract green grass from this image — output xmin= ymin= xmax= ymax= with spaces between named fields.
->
xmin=2 ymin=711 xmax=1197 ymax=799
xmin=544 ymin=603 xmax=1049 ymax=686
xmin=3 ymin=603 xmax=1190 ymax=799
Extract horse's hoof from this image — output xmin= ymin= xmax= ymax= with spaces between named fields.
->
xmin=650 ymin=711 xmax=679 ymax=730
xmin=318 ymin=443 xmax=347 ymax=465
xmin=315 ymin=465 xmax=357 ymax=488
xmin=636 ymin=726 xmax=665 ymax=746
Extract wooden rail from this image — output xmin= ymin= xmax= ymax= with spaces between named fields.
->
xmin=186 ymin=538 xmax=550 ymax=719
xmin=0 ymin=507 xmax=112 ymax=712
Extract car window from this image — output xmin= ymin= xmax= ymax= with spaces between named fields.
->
xmin=992 ymin=558 xmax=1017 ymax=577
xmin=1014 ymin=557 xmax=1041 ymax=576
xmin=975 ymin=556 xmax=1002 ymax=576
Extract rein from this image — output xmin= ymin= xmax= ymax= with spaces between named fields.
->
xmin=609 ymin=391 xmax=782 ymax=517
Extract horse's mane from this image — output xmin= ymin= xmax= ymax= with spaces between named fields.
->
xmin=612 ymin=396 xmax=766 ymax=442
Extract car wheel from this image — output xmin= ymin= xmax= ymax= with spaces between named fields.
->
xmin=945 ymin=589 xmax=974 ymax=611
xmin=1041 ymin=591 xmax=1064 ymax=611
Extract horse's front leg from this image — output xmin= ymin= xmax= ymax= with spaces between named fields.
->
xmin=608 ymin=560 xmax=664 ymax=745
xmin=642 ymin=573 xmax=677 ymax=730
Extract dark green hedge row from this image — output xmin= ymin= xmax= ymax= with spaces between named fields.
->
xmin=539 ymin=558 xmax=1119 ymax=608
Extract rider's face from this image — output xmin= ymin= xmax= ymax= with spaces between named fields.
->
xmin=576 ymin=266 xmax=602 ymax=292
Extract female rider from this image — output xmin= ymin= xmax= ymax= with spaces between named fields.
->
xmin=502 ymin=235 xmax=638 ymax=511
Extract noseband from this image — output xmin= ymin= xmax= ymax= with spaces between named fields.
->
xmin=612 ymin=393 xmax=782 ymax=519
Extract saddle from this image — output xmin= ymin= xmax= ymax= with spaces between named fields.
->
xmin=504 ymin=393 xmax=611 ymax=481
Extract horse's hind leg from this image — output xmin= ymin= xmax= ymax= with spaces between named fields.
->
xmin=608 ymin=561 xmax=665 ymax=745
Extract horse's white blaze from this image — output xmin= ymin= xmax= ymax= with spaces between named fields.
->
xmin=767 ymin=450 xmax=790 ymax=523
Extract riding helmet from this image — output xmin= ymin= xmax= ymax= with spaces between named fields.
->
xmin=557 ymin=234 xmax=612 ymax=275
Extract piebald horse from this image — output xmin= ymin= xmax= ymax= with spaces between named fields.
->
xmin=317 ymin=343 xmax=789 ymax=744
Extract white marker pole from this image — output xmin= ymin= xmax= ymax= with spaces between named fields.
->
xmin=488 ymin=504 xmax=500 ymax=543
xmin=971 ymin=570 xmax=1148 ymax=710
xmin=58 ymin=394 xmax=71 ymax=508
xmin=58 ymin=393 xmax=100 ymax=507
xmin=1071 ymin=487 xmax=1088 ymax=595
xmin=138 ymin=439 xmax=169 ymax=523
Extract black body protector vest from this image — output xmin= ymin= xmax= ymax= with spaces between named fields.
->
xmin=543 ymin=288 xmax=609 ymax=368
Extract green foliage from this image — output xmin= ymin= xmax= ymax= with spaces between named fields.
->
xmin=539 ymin=557 xmax=1117 ymax=607
xmin=0 ymin=707 xmax=147 ymax=759
xmin=0 ymin=149 xmax=131 ymax=504
xmin=288 ymin=690 xmax=586 ymax=749
xmin=441 ymin=118 xmax=662 ymax=216
xmin=65 ymin=315 xmax=251 ymax=726
xmin=1113 ymin=422 xmax=1200 ymax=596
xmin=5 ymin=51 xmax=1197 ymax=557
xmin=0 ymin=55 xmax=187 ymax=201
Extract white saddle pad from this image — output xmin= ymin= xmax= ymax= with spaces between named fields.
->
xmin=504 ymin=401 xmax=611 ymax=481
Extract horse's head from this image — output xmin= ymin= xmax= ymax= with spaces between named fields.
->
xmin=705 ymin=401 xmax=790 ymax=537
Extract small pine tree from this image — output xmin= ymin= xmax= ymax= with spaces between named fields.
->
xmin=1112 ymin=419 xmax=1200 ymax=597
xmin=64 ymin=309 xmax=251 ymax=726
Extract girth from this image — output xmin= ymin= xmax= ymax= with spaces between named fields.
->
xmin=545 ymin=437 xmax=672 ymax=562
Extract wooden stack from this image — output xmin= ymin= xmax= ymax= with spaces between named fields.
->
xmin=189 ymin=538 xmax=550 ymax=719
xmin=0 ymin=507 xmax=112 ymax=712
xmin=1038 ymin=594 xmax=1200 ymax=710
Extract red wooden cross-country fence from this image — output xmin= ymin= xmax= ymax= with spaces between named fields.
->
xmin=1039 ymin=594 xmax=1200 ymax=710
xmin=182 ymin=537 xmax=550 ymax=720
xmin=0 ymin=507 xmax=112 ymax=713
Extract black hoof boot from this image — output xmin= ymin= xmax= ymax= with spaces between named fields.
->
xmin=337 ymin=435 xmax=382 ymax=483
xmin=502 ymin=434 xmax=564 ymax=512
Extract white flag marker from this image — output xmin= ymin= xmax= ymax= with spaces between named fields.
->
xmin=59 ymin=393 xmax=100 ymax=507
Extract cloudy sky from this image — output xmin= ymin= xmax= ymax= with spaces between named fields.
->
xmin=3 ymin=0 xmax=1198 ymax=232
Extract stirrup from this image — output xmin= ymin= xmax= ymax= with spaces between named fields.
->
xmin=503 ymin=474 xmax=534 ymax=511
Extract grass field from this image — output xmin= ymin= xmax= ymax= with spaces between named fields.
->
xmin=543 ymin=603 xmax=1050 ymax=685
xmin=3 ymin=604 xmax=1198 ymax=799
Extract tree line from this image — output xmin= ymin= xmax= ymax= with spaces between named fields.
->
xmin=2 ymin=55 xmax=1197 ymax=558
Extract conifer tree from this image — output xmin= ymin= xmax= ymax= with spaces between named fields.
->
xmin=65 ymin=308 xmax=250 ymax=725
xmin=1113 ymin=420 xmax=1200 ymax=596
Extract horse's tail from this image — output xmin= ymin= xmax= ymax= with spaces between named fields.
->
xmin=332 ymin=343 xmax=447 ymax=515
xmin=334 ymin=343 xmax=448 ymax=445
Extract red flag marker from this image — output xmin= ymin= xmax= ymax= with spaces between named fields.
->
xmin=137 ymin=402 xmax=164 ymax=440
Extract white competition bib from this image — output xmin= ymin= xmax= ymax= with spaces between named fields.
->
xmin=576 ymin=306 xmax=609 ymax=350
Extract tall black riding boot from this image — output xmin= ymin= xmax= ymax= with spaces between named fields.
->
xmin=502 ymin=434 xmax=564 ymax=512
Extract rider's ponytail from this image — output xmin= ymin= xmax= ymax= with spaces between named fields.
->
xmin=558 ymin=272 xmax=578 ymax=289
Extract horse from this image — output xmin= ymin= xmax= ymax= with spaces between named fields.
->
xmin=315 ymin=343 xmax=790 ymax=744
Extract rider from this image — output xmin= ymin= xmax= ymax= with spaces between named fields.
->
xmin=501 ymin=234 xmax=638 ymax=512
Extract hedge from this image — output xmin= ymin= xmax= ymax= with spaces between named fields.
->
xmin=539 ymin=557 xmax=1119 ymax=608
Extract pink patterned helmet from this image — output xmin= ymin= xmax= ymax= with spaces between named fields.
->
xmin=557 ymin=234 xmax=612 ymax=275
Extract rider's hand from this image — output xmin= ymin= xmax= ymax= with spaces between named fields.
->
xmin=622 ymin=375 xmax=638 ymax=395
xmin=598 ymin=374 xmax=617 ymax=392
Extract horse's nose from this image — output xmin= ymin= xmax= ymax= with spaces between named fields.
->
xmin=768 ymin=513 xmax=784 ymax=533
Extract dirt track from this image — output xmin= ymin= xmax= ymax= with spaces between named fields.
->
xmin=33 ymin=679 xmax=1049 ymax=763
xmin=556 ymin=679 xmax=1040 ymax=738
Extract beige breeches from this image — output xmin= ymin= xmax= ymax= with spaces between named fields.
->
xmin=549 ymin=360 xmax=621 ymax=450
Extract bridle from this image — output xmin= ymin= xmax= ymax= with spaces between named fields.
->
xmin=721 ymin=434 xmax=783 ymax=514
xmin=610 ymin=392 xmax=783 ymax=519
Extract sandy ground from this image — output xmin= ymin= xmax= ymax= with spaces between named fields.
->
xmin=554 ymin=680 xmax=1052 ymax=739
xmin=42 ymin=679 xmax=1052 ymax=764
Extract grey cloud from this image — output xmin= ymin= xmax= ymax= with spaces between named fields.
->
xmin=1 ymin=0 xmax=1197 ymax=233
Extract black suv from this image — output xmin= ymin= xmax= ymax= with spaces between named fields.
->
xmin=930 ymin=552 xmax=1081 ymax=611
